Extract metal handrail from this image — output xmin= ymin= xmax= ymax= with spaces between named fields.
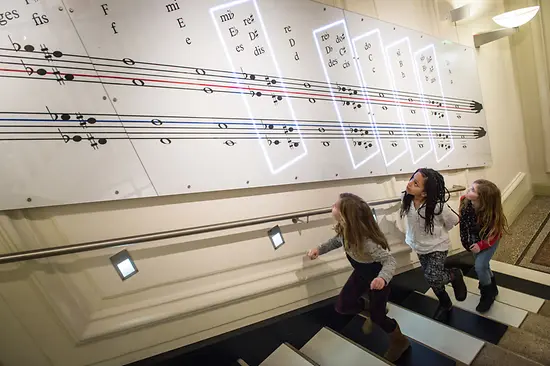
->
xmin=0 ymin=185 xmax=465 ymax=264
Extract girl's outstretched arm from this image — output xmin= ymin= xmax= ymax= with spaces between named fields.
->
xmin=318 ymin=235 xmax=343 ymax=255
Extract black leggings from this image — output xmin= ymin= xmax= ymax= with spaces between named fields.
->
xmin=334 ymin=255 xmax=397 ymax=333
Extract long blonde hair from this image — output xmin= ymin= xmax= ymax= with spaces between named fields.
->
xmin=334 ymin=193 xmax=389 ymax=258
xmin=459 ymin=179 xmax=509 ymax=240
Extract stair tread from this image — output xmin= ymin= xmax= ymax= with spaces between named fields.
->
xmin=401 ymin=292 xmax=507 ymax=344
xmin=520 ymin=312 xmax=550 ymax=341
xmin=470 ymin=343 xmax=545 ymax=366
xmin=462 ymin=276 xmax=544 ymax=313
xmin=424 ymin=286 xmax=527 ymax=327
xmin=301 ymin=327 xmax=390 ymax=366
xmin=259 ymin=343 xmax=315 ymax=366
xmin=387 ymin=303 xmax=484 ymax=365
xmin=341 ymin=315 xmax=456 ymax=366
xmin=539 ymin=300 xmax=550 ymax=317
xmin=490 ymin=260 xmax=550 ymax=287
xmin=498 ymin=327 xmax=550 ymax=365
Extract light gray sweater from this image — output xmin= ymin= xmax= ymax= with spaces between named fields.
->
xmin=404 ymin=203 xmax=459 ymax=254
xmin=318 ymin=235 xmax=397 ymax=284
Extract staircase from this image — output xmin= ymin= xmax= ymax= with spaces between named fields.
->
xmin=234 ymin=259 xmax=550 ymax=366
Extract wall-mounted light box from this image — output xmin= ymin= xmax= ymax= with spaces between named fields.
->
xmin=110 ymin=249 xmax=138 ymax=281
xmin=268 ymin=225 xmax=285 ymax=250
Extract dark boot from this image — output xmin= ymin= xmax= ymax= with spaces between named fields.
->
xmin=476 ymin=282 xmax=495 ymax=313
xmin=433 ymin=290 xmax=453 ymax=321
xmin=360 ymin=294 xmax=373 ymax=334
xmin=450 ymin=268 xmax=467 ymax=301
xmin=491 ymin=275 xmax=499 ymax=296
xmin=361 ymin=304 xmax=389 ymax=334
xmin=384 ymin=322 xmax=410 ymax=362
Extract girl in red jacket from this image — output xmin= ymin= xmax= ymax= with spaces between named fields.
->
xmin=459 ymin=179 xmax=509 ymax=312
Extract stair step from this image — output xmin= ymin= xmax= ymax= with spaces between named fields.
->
xmin=341 ymin=314 xmax=456 ymax=365
xmin=470 ymin=343 xmax=545 ymax=366
xmin=462 ymin=276 xmax=544 ymax=313
xmin=259 ymin=343 xmax=317 ymax=366
xmin=424 ymin=286 xmax=527 ymax=327
xmin=520 ymin=312 xmax=550 ymax=341
xmin=300 ymin=327 xmax=390 ymax=366
xmin=401 ymin=292 xmax=507 ymax=344
xmin=387 ymin=303 xmax=484 ymax=365
xmin=498 ymin=327 xmax=550 ymax=365
xmin=539 ymin=300 xmax=550 ymax=317
xmin=490 ymin=260 xmax=550 ymax=286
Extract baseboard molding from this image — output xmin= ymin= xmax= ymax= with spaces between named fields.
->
xmin=533 ymin=183 xmax=550 ymax=196
xmin=502 ymin=172 xmax=533 ymax=224
xmin=502 ymin=172 xmax=527 ymax=202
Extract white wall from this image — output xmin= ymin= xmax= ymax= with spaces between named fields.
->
xmin=505 ymin=0 xmax=550 ymax=193
xmin=0 ymin=1 xmax=533 ymax=365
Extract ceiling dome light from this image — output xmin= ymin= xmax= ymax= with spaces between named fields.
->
xmin=492 ymin=6 xmax=540 ymax=28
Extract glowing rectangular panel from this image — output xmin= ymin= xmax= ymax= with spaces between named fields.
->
xmin=313 ymin=20 xmax=380 ymax=169
xmin=352 ymin=29 xmax=408 ymax=167
xmin=385 ymin=38 xmax=433 ymax=165
xmin=413 ymin=44 xmax=454 ymax=162
xmin=210 ymin=0 xmax=307 ymax=174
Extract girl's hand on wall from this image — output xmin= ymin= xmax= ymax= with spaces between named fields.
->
xmin=307 ymin=248 xmax=319 ymax=259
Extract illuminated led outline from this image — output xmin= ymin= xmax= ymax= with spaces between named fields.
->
xmin=351 ymin=29 xmax=409 ymax=167
xmin=385 ymin=37 xmax=434 ymax=165
xmin=313 ymin=20 xmax=380 ymax=170
xmin=413 ymin=44 xmax=455 ymax=162
xmin=209 ymin=0 xmax=307 ymax=175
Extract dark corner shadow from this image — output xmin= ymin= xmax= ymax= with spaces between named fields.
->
xmin=21 ymin=174 xmax=400 ymax=219
xmin=0 ymin=217 xmax=335 ymax=282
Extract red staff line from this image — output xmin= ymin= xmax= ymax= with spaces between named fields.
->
xmin=0 ymin=67 xmax=472 ymax=111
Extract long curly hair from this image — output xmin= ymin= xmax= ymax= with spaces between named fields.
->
xmin=334 ymin=193 xmax=389 ymax=259
xmin=459 ymin=179 xmax=509 ymax=240
xmin=400 ymin=168 xmax=449 ymax=235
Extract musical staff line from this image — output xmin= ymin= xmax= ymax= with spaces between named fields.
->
xmin=0 ymin=45 xmax=484 ymax=113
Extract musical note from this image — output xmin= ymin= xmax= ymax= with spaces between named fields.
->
xmin=262 ymin=121 xmax=274 ymax=130
xmin=265 ymin=76 xmax=276 ymax=86
xmin=271 ymin=94 xmax=283 ymax=105
xmin=58 ymin=128 xmax=82 ymax=143
xmin=240 ymin=67 xmax=256 ymax=80
xmin=248 ymin=86 xmax=262 ymax=97
xmin=283 ymin=125 xmax=300 ymax=149
xmin=352 ymin=139 xmax=374 ymax=149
